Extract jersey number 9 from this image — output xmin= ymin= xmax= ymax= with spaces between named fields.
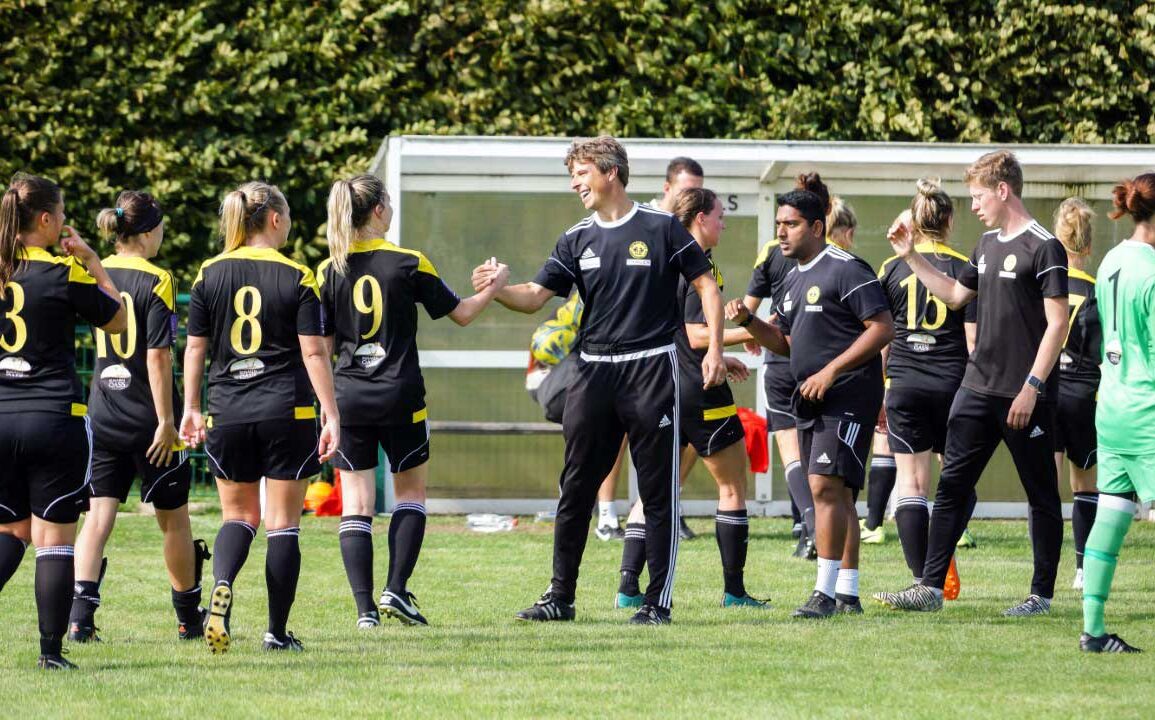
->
xmin=95 ymin=292 xmax=137 ymax=359
xmin=0 ymin=281 xmax=27 ymax=353
xmin=899 ymin=274 xmax=947 ymax=331
xmin=230 ymin=286 xmax=263 ymax=355
xmin=353 ymin=275 xmax=383 ymax=339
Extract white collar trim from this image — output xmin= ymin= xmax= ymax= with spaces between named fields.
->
xmin=593 ymin=202 xmax=639 ymax=229
xmin=796 ymin=245 xmax=829 ymax=272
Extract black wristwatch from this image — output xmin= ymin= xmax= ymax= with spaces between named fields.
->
xmin=736 ymin=314 xmax=753 ymax=328
xmin=1025 ymin=374 xmax=1044 ymax=394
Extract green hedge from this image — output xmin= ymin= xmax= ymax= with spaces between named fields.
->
xmin=3 ymin=0 xmax=1152 ymax=286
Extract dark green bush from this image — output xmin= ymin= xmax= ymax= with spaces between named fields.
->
xmin=3 ymin=0 xmax=1151 ymax=286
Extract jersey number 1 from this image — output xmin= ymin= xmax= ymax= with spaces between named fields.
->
xmin=230 ymin=286 xmax=263 ymax=355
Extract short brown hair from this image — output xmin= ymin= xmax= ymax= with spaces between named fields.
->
xmin=564 ymin=136 xmax=629 ymax=187
xmin=964 ymin=150 xmax=1023 ymax=197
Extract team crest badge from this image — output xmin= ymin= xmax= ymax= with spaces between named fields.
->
xmin=806 ymin=285 xmax=821 ymax=304
xmin=1003 ymin=254 xmax=1017 ymax=272
xmin=629 ymin=241 xmax=649 ymax=259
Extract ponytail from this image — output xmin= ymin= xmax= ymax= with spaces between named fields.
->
xmin=218 ymin=182 xmax=288 ymax=252
xmin=1109 ymin=173 xmax=1155 ymax=224
xmin=1 ymin=173 xmax=62 ymax=298
xmin=795 ymin=172 xmax=831 ymax=216
xmin=96 ymin=191 xmax=163 ymax=248
xmin=1054 ymin=197 xmax=1094 ymax=256
xmin=325 ymin=174 xmax=387 ymax=275
xmin=910 ymin=177 xmax=954 ymax=245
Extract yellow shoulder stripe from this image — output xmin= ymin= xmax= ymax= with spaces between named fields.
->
xmin=915 ymin=241 xmax=969 ymax=263
xmin=753 ymin=240 xmax=779 ymax=268
xmin=316 ymin=258 xmax=333 ymax=288
xmin=348 ymin=239 xmax=441 ymax=278
xmin=101 ymin=256 xmax=176 ymax=309
xmin=1069 ymin=268 xmax=1096 ymax=284
xmin=878 ymin=255 xmax=899 ymax=279
xmin=67 ymin=258 xmax=97 ymax=285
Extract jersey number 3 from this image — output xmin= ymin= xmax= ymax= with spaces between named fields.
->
xmin=230 ymin=286 xmax=263 ymax=355
xmin=95 ymin=292 xmax=137 ymax=359
xmin=0 ymin=281 xmax=27 ymax=352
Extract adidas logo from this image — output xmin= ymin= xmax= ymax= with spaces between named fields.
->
xmin=580 ymin=247 xmax=596 ymax=259
xmin=1029 ymin=426 xmax=1044 ymax=438
xmin=659 ymin=415 xmax=672 ymax=428
xmin=817 ymin=452 xmax=831 ymax=464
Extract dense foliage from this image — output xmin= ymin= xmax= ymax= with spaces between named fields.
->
xmin=3 ymin=0 xmax=1152 ymax=285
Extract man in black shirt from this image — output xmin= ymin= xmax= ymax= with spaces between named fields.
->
xmin=878 ymin=150 xmax=1069 ymax=616
xmin=728 ymin=190 xmax=894 ymax=618
xmin=475 ymin=136 xmax=726 ymax=625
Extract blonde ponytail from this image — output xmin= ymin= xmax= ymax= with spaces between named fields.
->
xmin=218 ymin=182 xmax=288 ymax=252
xmin=325 ymin=174 xmax=386 ymax=275
xmin=910 ymin=177 xmax=954 ymax=244
xmin=1054 ymin=197 xmax=1094 ymax=256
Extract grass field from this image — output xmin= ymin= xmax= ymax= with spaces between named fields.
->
xmin=3 ymin=514 xmax=1153 ymax=719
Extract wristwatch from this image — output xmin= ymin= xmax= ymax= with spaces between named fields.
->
xmin=736 ymin=314 xmax=753 ymax=327
xmin=1025 ymin=374 xmax=1044 ymax=393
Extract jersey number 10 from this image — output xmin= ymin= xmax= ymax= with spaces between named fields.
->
xmin=95 ymin=292 xmax=137 ymax=359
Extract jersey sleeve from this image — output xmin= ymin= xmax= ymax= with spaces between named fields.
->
xmin=669 ymin=220 xmax=712 ymax=283
xmin=682 ymin=275 xmax=705 ymax=325
xmin=1035 ymin=238 xmax=1069 ymax=298
xmin=296 ymin=267 xmax=324 ymax=335
xmin=841 ymin=260 xmax=890 ymax=321
xmin=410 ymin=252 xmax=461 ymax=320
xmin=746 ymin=243 xmax=778 ymax=297
xmin=146 ymin=271 xmax=178 ymax=349
xmin=959 ymin=245 xmax=980 ymax=291
xmin=774 ymin=298 xmax=792 ymax=336
xmin=316 ymin=261 xmax=335 ymax=337
xmin=532 ymin=232 xmax=578 ymax=297
xmin=66 ymin=259 xmax=121 ymax=328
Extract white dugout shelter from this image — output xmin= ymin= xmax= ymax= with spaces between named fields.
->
xmin=370 ymin=136 xmax=1155 ymax=519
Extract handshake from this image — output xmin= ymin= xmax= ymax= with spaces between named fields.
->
xmin=471 ymin=257 xmax=511 ymax=293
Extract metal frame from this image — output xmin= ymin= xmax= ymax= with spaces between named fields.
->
xmin=370 ymin=135 xmax=1155 ymax=517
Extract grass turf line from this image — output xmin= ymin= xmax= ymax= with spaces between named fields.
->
xmin=2 ymin=516 xmax=1152 ymax=719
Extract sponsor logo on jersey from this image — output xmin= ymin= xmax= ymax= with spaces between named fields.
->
xmin=1029 ymin=425 xmax=1044 ymax=438
xmin=0 ymin=356 xmax=31 ymax=379
xmin=228 ymin=357 xmax=266 ymax=380
xmin=1105 ymin=338 xmax=1122 ymax=365
xmin=353 ymin=342 xmax=387 ymax=369
xmin=906 ymin=333 xmax=937 ymax=353
xmin=658 ymin=414 xmax=671 ymax=428
xmin=100 ymin=363 xmax=132 ymax=391
xmin=817 ymin=452 xmax=831 ymax=464
xmin=977 ymin=254 xmax=987 ymax=274
xmin=1059 ymin=351 xmax=1072 ymax=367
xmin=782 ymin=291 xmax=793 ymax=312
xmin=579 ymin=247 xmax=601 ymax=270
xmin=626 ymin=241 xmax=651 ymax=267
xmin=999 ymin=253 xmax=1017 ymax=279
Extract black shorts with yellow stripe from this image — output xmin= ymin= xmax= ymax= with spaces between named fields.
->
xmin=334 ymin=407 xmax=431 ymax=473
xmin=89 ymin=440 xmax=191 ymax=511
xmin=679 ymin=390 xmax=745 ymax=458
xmin=204 ymin=407 xmax=321 ymax=483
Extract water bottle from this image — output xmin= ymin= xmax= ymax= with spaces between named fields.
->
xmin=466 ymin=513 xmax=517 ymax=533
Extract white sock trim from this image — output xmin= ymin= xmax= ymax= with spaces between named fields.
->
xmin=1099 ymin=494 xmax=1137 ymax=514
xmin=815 ymin=557 xmax=840 ymax=599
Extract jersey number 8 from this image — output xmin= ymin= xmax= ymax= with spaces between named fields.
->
xmin=95 ymin=292 xmax=137 ymax=359
xmin=899 ymin=274 xmax=947 ymax=331
xmin=353 ymin=275 xmax=383 ymax=339
xmin=230 ymin=286 xmax=263 ymax=355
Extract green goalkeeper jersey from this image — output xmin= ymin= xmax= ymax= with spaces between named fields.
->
xmin=1095 ymin=240 xmax=1155 ymax=454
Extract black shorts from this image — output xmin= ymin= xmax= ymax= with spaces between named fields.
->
xmin=334 ymin=415 xmax=430 ymax=473
xmin=797 ymin=415 xmax=872 ymax=490
xmin=0 ymin=412 xmax=91 ymax=524
xmin=886 ymin=381 xmax=959 ymax=455
xmin=679 ymin=405 xmax=744 ymax=457
xmin=205 ymin=418 xmax=320 ymax=483
xmin=763 ymin=362 xmax=797 ymax=432
xmin=1055 ymin=388 xmax=1097 ymax=469
xmin=89 ymin=440 xmax=192 ymax=510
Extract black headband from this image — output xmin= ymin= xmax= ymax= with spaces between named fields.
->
xmin=121 ymin=201 xmax=164 ymax=236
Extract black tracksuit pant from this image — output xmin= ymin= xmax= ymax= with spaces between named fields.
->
xmin=551 ymin=346 xmax=680 ymax=610
xmin=922 ymin=387 xmax=1062 ymax=598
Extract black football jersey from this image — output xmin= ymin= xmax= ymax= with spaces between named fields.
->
xmin=877 ymin=242 xmax=976 ymax=389
xmin=1059 ymin=267 xmax=1101 ymax=391
xmin=675 ymin=250 xmax=734 ymax=410
xmin=775 ymin=245 xmax=890 ymax=421
xmin=532 ymin=203 xmax=712 ymax=355
xmin=187 ymin=246 xmax=323 ymax=425
xmin=957 ymin=222 xmax=1068 ymax=398
xmin=746 ymin=240 xmax=792 ymax=366
xmin=0 ymin=246 xmax=121 ymax=415
xmin=319 ymin=238 xmax=461 ymax=425
xmin=87 ymin=256 xmax=181 ymax=445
